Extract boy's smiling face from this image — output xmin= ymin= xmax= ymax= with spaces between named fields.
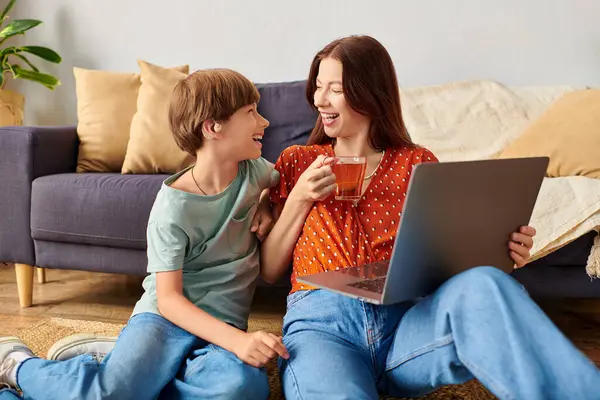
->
xmin=218 ymin=103 xmax=269 ymax=161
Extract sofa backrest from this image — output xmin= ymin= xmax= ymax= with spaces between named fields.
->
xmin=255 ymin=79 xmax=583 ymax=165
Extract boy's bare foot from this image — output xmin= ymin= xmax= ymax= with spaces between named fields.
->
xmin=47 ymin=333 xmax=117 ymax=362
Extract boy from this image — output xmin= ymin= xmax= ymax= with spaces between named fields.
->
xmin=0 ymin=69 xmax=288 ymax=400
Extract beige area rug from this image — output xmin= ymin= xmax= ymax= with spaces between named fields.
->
xmin=1 ymin=315 xmax=495 ymax=399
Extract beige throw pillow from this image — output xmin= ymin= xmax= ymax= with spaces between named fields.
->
xmin=74 ymin=68 xmax=139 ymax=172
xmin=498 ymin=89 xmax=600 ymax=179
xmin=74 ymin=64 xmax=189 ymax=173
xmin=121 ymin=60 xmax=195 ymax=174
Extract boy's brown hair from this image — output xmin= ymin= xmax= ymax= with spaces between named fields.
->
xmin=169 ymin=69 xmax=260 ymax=156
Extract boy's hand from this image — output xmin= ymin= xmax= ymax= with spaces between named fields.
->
xmin=233 ymin=331 xmax=289 ymax=368
xmin=510 ymin=225 xmax=536 ymax=268
xmin=251 ymin=189 xmax=274 ymax=241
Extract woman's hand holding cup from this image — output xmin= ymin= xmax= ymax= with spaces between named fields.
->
xmin=290 ymin=155 xmax=338 ymax=203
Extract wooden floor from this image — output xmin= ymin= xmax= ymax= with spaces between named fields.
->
xmin=1 ymin=263 xmax=599 ymax=365
xmin=0 ymin=263 xmax=287 ymax=332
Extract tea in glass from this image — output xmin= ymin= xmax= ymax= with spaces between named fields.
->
xmin=332 ymin=156 xmax=367 ymax=201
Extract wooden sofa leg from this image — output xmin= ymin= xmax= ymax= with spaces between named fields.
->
xmin=37 ymin=267 xmax=46 ymax=284
xmin=15 ymin=263 xmax=34 ymax=308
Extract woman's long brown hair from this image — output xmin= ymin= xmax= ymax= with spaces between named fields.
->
xmin=306 ymin=35 xmax=415 ymax=150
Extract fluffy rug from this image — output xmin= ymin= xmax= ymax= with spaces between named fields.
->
xmin=1 ymin=316 xmax=495 ymax=399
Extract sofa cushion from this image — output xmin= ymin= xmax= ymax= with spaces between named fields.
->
xmin=498 ymin=89 xmax=600 ymax=179
xmin=31 ymin=173 xmax=167 ymax=249
xmin=256 ymin=80 xmax=317 ymax=163
xmin=122 ymin=60 xmax=194 ymax=174
xmin=74 ymin=64 xmax=189 ymax=173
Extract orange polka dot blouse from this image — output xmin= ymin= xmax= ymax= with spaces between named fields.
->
xmin=270 ymin=144 xmax=438 ymax=294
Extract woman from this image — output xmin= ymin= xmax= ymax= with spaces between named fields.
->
xmin=260 ymin=35 xmax=600 ymax=399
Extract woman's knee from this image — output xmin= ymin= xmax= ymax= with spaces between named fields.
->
xmin=279 ymin=335 xmax=379 ymax=400
xmin=449 ymin=266 xmax=517 ymax=291
xmin=438 ymin=266 xmax=525 ymax=307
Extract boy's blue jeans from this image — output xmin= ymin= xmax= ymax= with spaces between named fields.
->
xmin=14 ymin=313 xmax=269 ymax=400
xmin=0 ymin=390 xmax=19 ymax=399
xmin=280 ymin=267 xmax=600 ymax=400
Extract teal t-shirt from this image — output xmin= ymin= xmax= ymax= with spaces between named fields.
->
xmin=131 ymin=157 xmax=279 ymax=330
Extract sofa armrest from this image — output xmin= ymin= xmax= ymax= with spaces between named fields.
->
xmin=0 ymin=125 xmax=78 ymax=264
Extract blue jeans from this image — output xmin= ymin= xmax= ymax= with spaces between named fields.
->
xmin=16 ymin=313 xmax=269 ymax=400
xmin=280 ymin=266 xmax=600 ymax=400
xmin=0 ymin=390 xmax=20 ymax=399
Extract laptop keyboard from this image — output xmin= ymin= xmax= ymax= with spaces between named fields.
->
xmin=347 ymin=276 xmax=387 ymax=294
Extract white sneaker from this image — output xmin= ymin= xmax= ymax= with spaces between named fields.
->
xmin=0 ymin=337 xmax=34 ymax=387
xmin=47 ymin=333 xmax=117 ymax=362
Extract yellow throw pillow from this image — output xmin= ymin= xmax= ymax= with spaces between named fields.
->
xmin=498 ymin=89 xmax=600 ymax=179
xmin=121 ymin=60 xmax=195 ymax=174
xmin=74 ymin=64 xmax=189 ymax=173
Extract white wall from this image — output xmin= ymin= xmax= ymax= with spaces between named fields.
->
xmin=8 ymin=0 xmax=600 ymax=125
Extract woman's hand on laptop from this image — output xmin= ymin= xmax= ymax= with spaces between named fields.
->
xmin=509 ymin=225 xmax=536 ymax=269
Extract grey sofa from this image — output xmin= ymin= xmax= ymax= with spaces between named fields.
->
xmin=1 ymin=80 xmax=598 ymax=308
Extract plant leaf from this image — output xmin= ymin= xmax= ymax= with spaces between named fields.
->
xmin=0 ymin=71 xmax=4 ymax=88
xmin=14 ymin=54 xmax=39 ymax=72
xmin=0 ymin=19 xmax=42 ymax=38
xmin=21 ymin=46 xmax=61 ymax=63
xmin=12 ymin=65 xmax=60 ymax=89
xmin=0 ymin=46 xmax=19 ymax=58
xmin=0 ymin=0 xmax=16 ymax=23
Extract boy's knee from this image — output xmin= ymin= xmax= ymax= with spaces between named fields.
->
xmin=0 ymin=389 xmax=21 ymax=400
xmin=182 ymin=347 xmax=270 ymax=399
xmin=225 ymin=362 xmax=269 ymax=399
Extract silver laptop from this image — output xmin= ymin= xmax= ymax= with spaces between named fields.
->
xmin=297 ymin=156 xmax=549 ymax=305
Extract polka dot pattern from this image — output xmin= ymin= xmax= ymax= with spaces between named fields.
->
xmin=271 ymin=144 xmax=438 ymax=293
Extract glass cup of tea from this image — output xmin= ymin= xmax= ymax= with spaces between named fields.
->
xmin=331 ymin=156 xmax=367 ymax=201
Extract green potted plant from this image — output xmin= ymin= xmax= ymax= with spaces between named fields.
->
xmin=0 ymin=0 xmax=62 ymax=126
